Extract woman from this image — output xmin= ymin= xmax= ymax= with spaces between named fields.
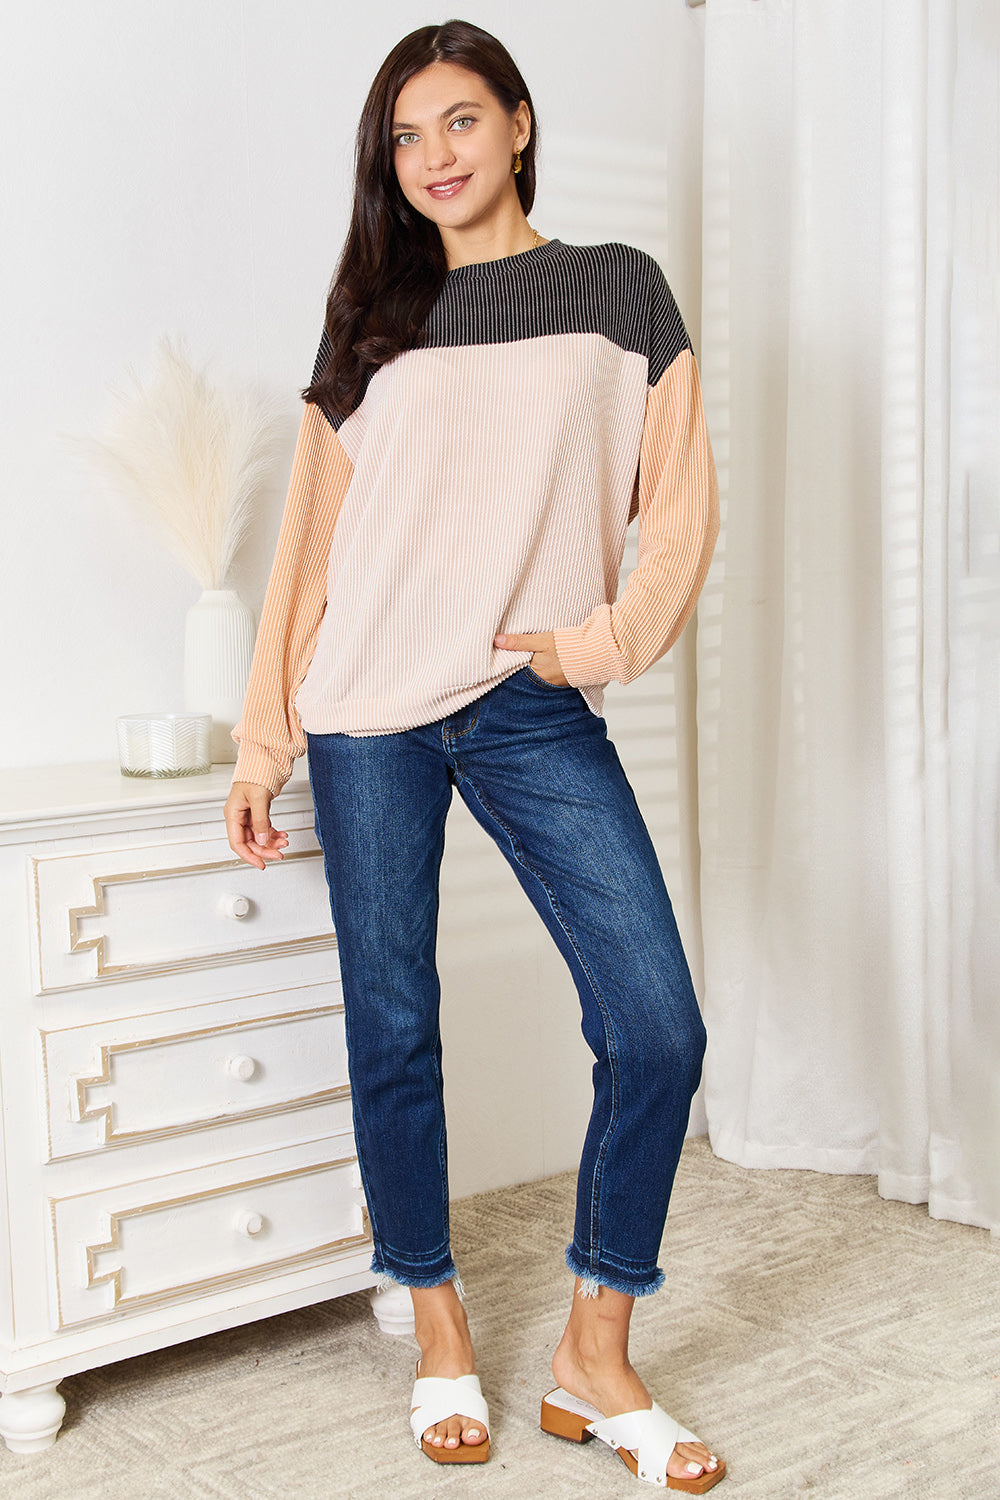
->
xmin=224 ymin=19 xmax=724 ymax=1493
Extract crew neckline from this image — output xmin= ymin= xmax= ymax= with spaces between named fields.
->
xmin=445 ymin=238 xmax=564 ymax=281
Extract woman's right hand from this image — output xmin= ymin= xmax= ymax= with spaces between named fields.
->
xmin=225 ymin=781 xmax=290 ymax=871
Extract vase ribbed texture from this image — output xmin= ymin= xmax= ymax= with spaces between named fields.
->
xmin=184 ymin=590 xmax=255 ymax=763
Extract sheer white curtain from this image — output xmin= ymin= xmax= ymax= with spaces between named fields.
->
xmin=695 ymin=0 xmax=1000 ymax=1229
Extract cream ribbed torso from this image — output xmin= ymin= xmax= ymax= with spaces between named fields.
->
xmin=295 ymin=329 xmax=645 ymax=734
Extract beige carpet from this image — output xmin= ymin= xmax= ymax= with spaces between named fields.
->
xmin=7 ymin=1138 xmax=999 ymax=1499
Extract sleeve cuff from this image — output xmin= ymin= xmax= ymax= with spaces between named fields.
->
xmin=231 ymin=740 xmax=294 ymax=797
xmin=553 ymin=609 xmax=629 ymax=688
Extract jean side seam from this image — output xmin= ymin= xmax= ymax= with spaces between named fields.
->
xmin=456 ymin=773 xmax=621 ymax=1273
xmin=348 ymin=1088 xmax=388 ymax=1261
xmin=431 ymin=1031 xmax=450 ymax=1250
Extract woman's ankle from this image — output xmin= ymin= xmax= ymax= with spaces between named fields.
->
xmin=551 ymin=1280 xmax=649 ymax=1408
xmin=411 ymin=1282 xmax=474 ymax=1359
xmin=554 ymin=1326 xmax=630 ymax=1382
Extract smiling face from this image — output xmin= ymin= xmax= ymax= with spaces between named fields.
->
xmin=391 ymin=61 xmax=531 ymax=241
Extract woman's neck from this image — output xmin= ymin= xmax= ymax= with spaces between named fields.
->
xmin=440 ymin=209 xmax=546 ymax=271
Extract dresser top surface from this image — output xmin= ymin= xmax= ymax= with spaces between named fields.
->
xmin=0 ymin=762 xmax=311 ymax=828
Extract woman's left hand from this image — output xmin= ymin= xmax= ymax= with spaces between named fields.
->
xmin=494 ymin=630 xmax=569 ymax=687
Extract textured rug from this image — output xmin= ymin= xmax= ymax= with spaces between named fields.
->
xmin=6 ymin=1137 xmax=999 ymax=1499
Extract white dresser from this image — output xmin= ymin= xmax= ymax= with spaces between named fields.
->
xmin=0 ymin=762 xmax=409 ymax=1454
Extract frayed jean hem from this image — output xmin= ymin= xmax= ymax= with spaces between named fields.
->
xmin=565 ymin=1245 xmax=665 ymax=1299
xmin=372 ymin=1258 xmax=464 ymax=1297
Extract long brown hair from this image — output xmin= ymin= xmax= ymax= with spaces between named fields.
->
xmin=304 ymin=20 xmax=538 ymax=420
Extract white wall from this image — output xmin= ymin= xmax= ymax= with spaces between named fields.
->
xmin=0 ymin=0 xmax=707 ymax=1196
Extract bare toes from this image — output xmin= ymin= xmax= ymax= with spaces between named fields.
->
xmin=425 ymin=1416 xmax=465 ymax=1449
xmin=414 ymin=1410 xmax=487 ymax=1451
xmin=668 ymin=1441 xmax=718 ymax=1479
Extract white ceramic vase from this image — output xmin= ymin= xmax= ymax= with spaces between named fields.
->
xmin=183 ymin=589 xmax=255 ymax=763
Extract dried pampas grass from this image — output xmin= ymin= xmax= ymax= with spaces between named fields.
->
xmin=83 ymin=338 xmax=285 ymax=590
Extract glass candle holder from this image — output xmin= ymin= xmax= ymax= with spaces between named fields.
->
xmin=117 ymin=713 xmax=212 ymax=778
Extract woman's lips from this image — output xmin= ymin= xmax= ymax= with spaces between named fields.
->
xmin=425 ymin=175 xmax=471 ymax=200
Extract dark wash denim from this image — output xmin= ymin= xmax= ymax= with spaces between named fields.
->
xmin=307 ymin=667 xmax=706 ymax=1298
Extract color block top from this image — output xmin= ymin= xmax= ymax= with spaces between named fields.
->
xmin=232 ymin=240 xmax=718 ymax=794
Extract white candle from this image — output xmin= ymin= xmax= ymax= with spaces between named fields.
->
xmin=117 ymin=713 xmax=211 ymax=778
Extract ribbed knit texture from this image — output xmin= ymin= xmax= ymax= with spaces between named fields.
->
xmin=233 ymin=241 xmax=718 ymax=794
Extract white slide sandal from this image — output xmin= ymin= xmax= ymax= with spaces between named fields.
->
xmin=409 ymin=1371 xmax=490 ymax=1464
xmin=540 ymin=1385 xmax=725 ymax=1491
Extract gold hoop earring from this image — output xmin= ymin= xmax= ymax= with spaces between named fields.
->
xmin=512 ymin=148 xmax=523 ymax=175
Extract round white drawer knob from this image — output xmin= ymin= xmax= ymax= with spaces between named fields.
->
xmin=221 ymin=893 xmax=252 ymax=919
xmin=227 ymin=1054 xmax=258 ymax=1082
xmin=235 ymin=1210 xmax=265 ymax=1237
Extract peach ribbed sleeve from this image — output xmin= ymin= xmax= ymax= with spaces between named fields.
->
xmin=552 ymin=349 xmax=719 ymax=686
xmin=231 ymin=402 xmax=354 ymax=794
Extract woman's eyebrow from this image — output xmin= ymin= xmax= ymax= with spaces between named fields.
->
xmin=392 ymin=100 xmax=483 ymax=130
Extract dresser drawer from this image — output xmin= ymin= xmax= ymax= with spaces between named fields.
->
xmin=30 ymin=828 xmax=336 ymax=993
xmin=48 ymin=1137 xmax=369 ymax=1329
xmin=40 ymin=986 xmax=349 ymax=1160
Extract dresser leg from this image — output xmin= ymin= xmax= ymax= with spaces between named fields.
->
xmin=0 ymin=1382 xmax=67 ymax=1453
xmin=369 ymin=1282 xmax=416 ymax=1335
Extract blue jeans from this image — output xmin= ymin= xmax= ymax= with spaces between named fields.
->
xmin=307 ymin=668 xmax=706 ymax=1298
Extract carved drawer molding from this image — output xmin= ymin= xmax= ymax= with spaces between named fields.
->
xmin=48 ymin=1140 xmax=370 ymax=1329
xmin=31 ymin=830 xmax=337 ymax=992
xmin=40 ymin=991 xmax=349 ymax=1160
